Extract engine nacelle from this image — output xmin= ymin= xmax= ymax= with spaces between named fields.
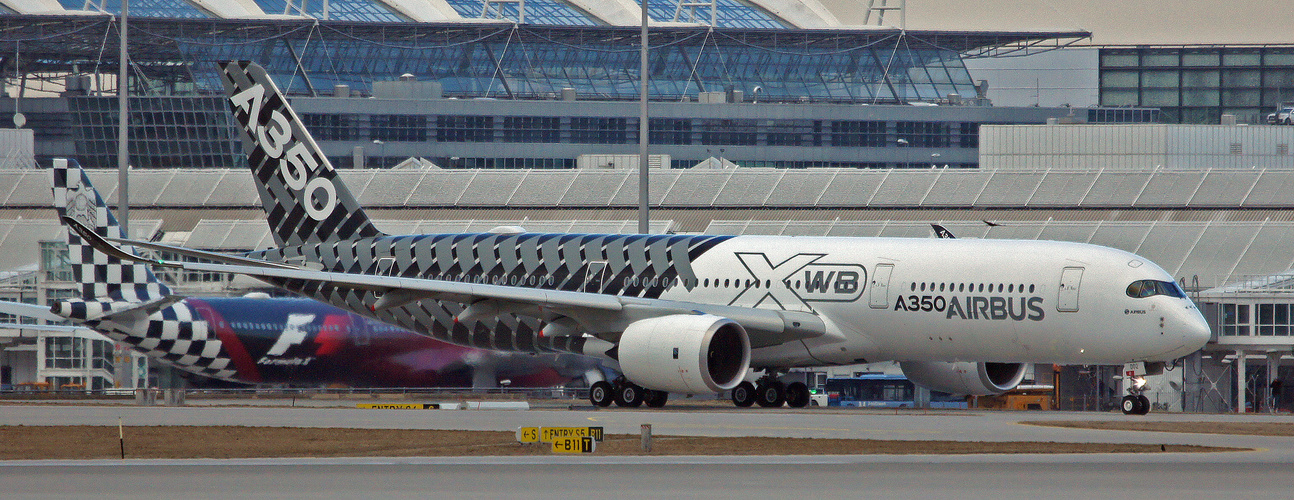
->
xmin=617 ymin=314 xmax=750 ymax=394
xmin=899 ymin=361 xmax=1027 ymax=396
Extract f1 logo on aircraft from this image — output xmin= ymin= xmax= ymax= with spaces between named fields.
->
xmin=734 ymin=253 xmax=866 ymax=310
xmin=259 ymin=313 xmax=317 ymax=366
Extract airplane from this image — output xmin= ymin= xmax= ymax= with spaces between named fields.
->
xmin=67 ymin=60 xmax=1212 ymax=414
xmin=0 ymin=161 xmax=600 ymax=389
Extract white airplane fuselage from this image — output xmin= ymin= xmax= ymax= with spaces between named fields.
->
xmin=257 ymin=232 xmax=1209 ymax=371
xmin=657 ymin=236 xmax=1209 ymax=368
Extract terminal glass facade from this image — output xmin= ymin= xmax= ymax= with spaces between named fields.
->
xmin=176 ymin=26 xmax=978 ymax=103
xmin=253 ymin=0 xmax=408 ymax=22
xmin=443 ymin=0 xmax=600 ymax=25
xmin=56 ymin=0 xmax=212 ymax=18
xmin=1100 ymin=46 xmax=1294 ymax=124
xmin=647 ymin=0 xmax=789 ymax=28
xmin=67 ymin=96 xmax=244 ymax=169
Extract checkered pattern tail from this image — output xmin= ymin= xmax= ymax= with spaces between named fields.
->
xmin=51 ymin=158 xmax=172 ymax=302
xmin=218 ymin=60 xmax=383 ymax=248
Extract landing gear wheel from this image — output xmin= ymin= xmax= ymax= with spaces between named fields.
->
xmin=1137 ymin=394 xmax=1151 ymax=415
xmin=731 ymin=381 xmax=756 ymax=407
xmin=755 ymin=381 xmax=786 ymax=408
xmin=1121 ymin=395 xmax=1139 ymax=415
xmin=784 ymin=382 xmax=811 ymax=408
xmin=615 ymin=383 xmax=644 ymax=407
xmin=589 ymin=381 xmax=614 ymax=407
xmin=644 ymin=389 xmax=669 ymax=408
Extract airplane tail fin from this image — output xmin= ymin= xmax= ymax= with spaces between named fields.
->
xmin=50 ymin=158 xmax=172 ymax=302
xmin=218 ymin=60 xmax=384 ymax=247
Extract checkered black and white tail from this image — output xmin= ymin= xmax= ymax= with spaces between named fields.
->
xmin=218 ymin=60 xmax=384 ymax=248
xmin=51 ymin=158 xmax=172 ymax=302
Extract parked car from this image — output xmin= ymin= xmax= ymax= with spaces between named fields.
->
xmin=1267 ymin=106 xmax=1294 ymax=125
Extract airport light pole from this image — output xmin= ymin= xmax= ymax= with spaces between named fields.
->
xmin=117 ymin=0 xmax=129 ymax=237
xmin=637 ymin=0 xmax=650 ymax=234
xmin=372 ymin=139 xmax=385 ymax=169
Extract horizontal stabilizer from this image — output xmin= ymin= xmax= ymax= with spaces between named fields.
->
xmin=0 ymin=300 xmax=65 ymax=323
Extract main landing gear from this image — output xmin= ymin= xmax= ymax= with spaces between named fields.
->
xmin=589 ymin=378 xmax=669 ymax=408
xmin=731 ymin=373 xmax=811 ymax=408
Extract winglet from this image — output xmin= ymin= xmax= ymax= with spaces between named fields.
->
xmin=931 ymin=224 xmax=956 ymax=239
xmin=61 ymin=215 xmax=178 ymax=268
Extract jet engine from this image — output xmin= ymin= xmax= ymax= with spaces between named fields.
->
xmin=899 ymin=361 xmax=1027 ymax=396
xmin=617 ymin=314 xmax=750 ymax=394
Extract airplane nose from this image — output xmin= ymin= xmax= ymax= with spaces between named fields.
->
xmin=1184 ymin=309 xmax=1212 ymax=350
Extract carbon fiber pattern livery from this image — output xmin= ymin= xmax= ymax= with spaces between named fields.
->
xmin=251 ymin=232 xmax=731 ymax=354
xmin=219 ymin=60 xmax=733 ymax=356
xmin=218 ymin=60 xmax=382 ymax=248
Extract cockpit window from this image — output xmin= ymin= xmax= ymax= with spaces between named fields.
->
xmin=1126 ymin=279 xmax=1186 ymax=299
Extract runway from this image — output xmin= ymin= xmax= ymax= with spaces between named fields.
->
xmin=2 ymin=402 xmax=1292 ymax=498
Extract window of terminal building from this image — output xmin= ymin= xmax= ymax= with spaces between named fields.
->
xmin=40 ymin=240 xmax=73 ymax=283
xmin=503 ymin=116 xmax=561 ymax=143
xmin=444 ymin=157 xmax=573 ymax=169
xmin=45 ymin=336 xmax=85 ymax=369
xmin=570 ymin=117 xmax=629 ymax=144
xmin=650 ymin=119 xmax=692 ymax=145
xmin=372 ymin=115 xmax=428 ymax=142
xmin=765 ymin=120 xmax=814 ymax=147
xmin=1211 ymin=303 xmax=1249 ymax=336
xmin=830 ymin=121 xmax=886 ymax=147
xmin=1099 ymin=47 xmax=1294 ymax=124
xmin=700 ymin=119 xmax=757 ymax=146
xmin=895 ymin=121 xmax=950 ymax=148
xmin=1088 ymin=109 xmax=1159 ymax=123
xmin=1257 ymin=303 xmax=1292 ymax=336
xmin=436 ymin=115 xmax=494 ymax=143
xmin=301 ymin=113 xmax=359 ymax=141
xmin=958 ymin=122 xmax=979 ymax=148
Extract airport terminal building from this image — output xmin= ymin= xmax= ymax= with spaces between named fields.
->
xmin=0 ymin=1 xmax=1116 ymax=170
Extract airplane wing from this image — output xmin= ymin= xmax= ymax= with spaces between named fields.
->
xmin=66 ymin=217 xmax=827 ymax=348
xmin=0 ymin=300 xmax=64 ymax=323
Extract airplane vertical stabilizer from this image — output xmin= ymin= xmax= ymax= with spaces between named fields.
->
xmin=50 ymin=159 xmax=171 ymax=302
xmin=218 ymin=60 xmax=383 ymax=247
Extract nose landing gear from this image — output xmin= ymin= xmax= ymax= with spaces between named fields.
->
xmin=1121 ymin=390 xmax=1151 ymax=416
xmin=1119 ymin=362 xmax=1161 ymax=415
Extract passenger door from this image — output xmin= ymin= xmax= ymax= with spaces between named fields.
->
xmin=1057 ymin=267 xmax=1084 ymax=312
xmin=870 ymin=263 xmax=894 ymax=309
